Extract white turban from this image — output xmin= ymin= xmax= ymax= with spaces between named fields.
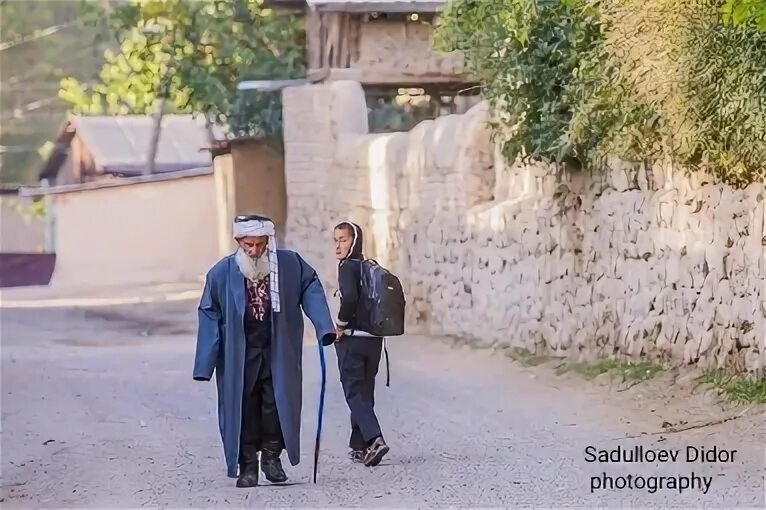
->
xmin=233 ymin=216 xmax=280 ymax=312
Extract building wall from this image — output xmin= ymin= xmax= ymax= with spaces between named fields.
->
xmin=282 ymin=81 xmax=368 ymax=272
xmin=282 ymin=81 xmax=766 ymax=375
xmin=353 ymin=20 xmax=463 ymax=79
xmin=49 ymin=172 xmax=219 ymax=288
xmin=232 ymin=140 xmax=287 ymax=245
xmin=307 ymin=14 xmax=464 ymax=82
xmin=213 ymin=153 xmax=236 ymax=256
xmin=213 ymin=140 xmax=288 ymax=253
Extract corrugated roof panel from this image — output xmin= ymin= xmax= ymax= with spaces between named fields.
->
xmin=308 ymin=0 xmax=445 ymax=13
xmin=308 ymin=0 xmax=442 ymax=5
xmin=69 ymin=114 xmax=223 ymax=174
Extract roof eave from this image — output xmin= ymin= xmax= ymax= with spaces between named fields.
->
xmin=265 ymin=0 xmax=444 ymax=14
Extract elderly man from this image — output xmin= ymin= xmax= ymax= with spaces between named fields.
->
xmin=193 ymin=214 xmax=336 ymax=488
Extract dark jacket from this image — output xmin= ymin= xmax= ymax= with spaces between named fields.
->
xmin=336 ymin=222 xmax=365 ymax=332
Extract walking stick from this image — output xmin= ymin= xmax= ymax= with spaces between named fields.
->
xmin=313 ymin=335 xmax=327 ymax=484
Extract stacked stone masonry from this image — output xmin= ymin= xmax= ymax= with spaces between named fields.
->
xmin=282 ymin=81 xmax=765 ymax=375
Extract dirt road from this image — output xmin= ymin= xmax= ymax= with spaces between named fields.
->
xmin=1 ymin=293 xmax=763 ymax=507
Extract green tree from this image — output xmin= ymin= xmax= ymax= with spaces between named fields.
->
xmin=0 ymin=0 xmax=106 ymax=184
xmin=722 ymin=0 xmax=766 ymax=30
xmin=59 ymin=0 xmax=306 ymax=136
xmin=436 ymin=0 xmax=766 ymax=185
xmin=435 ymin=0 xmax=616 ymax=165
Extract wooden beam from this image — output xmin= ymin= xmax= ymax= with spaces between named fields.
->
xmin=325 ymin=13 xmax=341 ymax=67
xmin=306 ymin=8 xmax=322 ymax=70
xmin=338 ymin=13 xmax=351 ymax=68
xmin=348 ymin=15 xmax=361 ymax=63
xmin=71 ymin=134 xmax=83 ymax=184
xmin=307 ymin=67 xmax=331 ymax=83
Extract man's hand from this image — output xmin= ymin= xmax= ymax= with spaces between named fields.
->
xmin=335 ymin=325 xmax=345 ymax=343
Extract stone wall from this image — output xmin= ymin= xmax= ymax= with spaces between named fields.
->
xmin=282 ymin=81 xmax=765 ymax=375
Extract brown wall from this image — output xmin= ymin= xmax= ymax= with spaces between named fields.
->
xmin=213 ymin=139 xmax=287 ymax=252
xmin=55 ymin=134 xmax=96 ymax=186
xmin=213 ymin=153 xmax=236 ymax=255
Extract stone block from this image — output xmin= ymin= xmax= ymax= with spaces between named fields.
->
xmin=280 ymin=93 xmax=766 ymax=375
xmin=606 ymin=158 xmax=635 ymax=192
xmin=704 ymin=245 xmax=727 ymax=279
xmin=636 ymin=163 xmax=651 ymax=191
xmin=744 ymin=348 xmax=762 ymax=373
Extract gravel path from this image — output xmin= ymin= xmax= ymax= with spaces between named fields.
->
xmin=1 ymin=300 xmax=763 ymax=508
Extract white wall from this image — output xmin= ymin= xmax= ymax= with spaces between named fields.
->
xmin=0 ymin=194 xmax=46 ymax=253
xmin=48 ymin=172 xmax=219 ymax=288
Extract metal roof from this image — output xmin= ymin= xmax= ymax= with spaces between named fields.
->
xmin=267 ymin=0 xmax=445 ymax=13
xmin=236 ymin=78 xmax=308 ymax=91
xmin=67 ymin=114 xmax=224 ymax=176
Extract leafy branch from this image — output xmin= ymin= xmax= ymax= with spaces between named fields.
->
xmin=436 ymin=0 xmax=766 ymax=186
xmin=59 ymin=0 xmax=306 ymax=137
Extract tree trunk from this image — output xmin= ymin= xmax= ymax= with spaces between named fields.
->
xmin=145 ymin=97 xmax=166 ymax=176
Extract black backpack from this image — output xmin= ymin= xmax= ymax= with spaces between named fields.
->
xmin=356 ymin=259 xmax=406 ymax=337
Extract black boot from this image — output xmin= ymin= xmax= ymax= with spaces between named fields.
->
xmin=364 ymin=436 xmax=390 ymax=467
xmin=236 ymin=463 xmax=259 ymax=488
xmin=350 ymin=448 xmax=367 ymax=463
xmin=261 ymin=450 xmax=288 ymax=483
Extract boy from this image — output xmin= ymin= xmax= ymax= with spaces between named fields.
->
xmin=333 ymin=221 xmax=390 ymax=467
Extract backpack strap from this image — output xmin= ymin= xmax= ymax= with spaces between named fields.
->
xmin=383 ymin=337 xmax=390 ymax=388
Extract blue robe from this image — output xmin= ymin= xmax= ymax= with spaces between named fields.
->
xmin=193 ymin=249 xmax=336 ymax=478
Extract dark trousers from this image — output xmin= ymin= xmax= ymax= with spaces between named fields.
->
xmin=335 ymin=336 xmax=384 ymax=450
xmin=239 ymin=350 xmax=284 ymax=468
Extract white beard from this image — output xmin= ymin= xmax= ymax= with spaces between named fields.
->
xmin=235 ymin=247 xmax=270 ymax=282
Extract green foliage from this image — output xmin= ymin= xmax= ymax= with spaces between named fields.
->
xmin=436 ymin=0 xmax=604 ymax=164
xmin=7 ymin=195 xmax=46 ymax=221
xmin=0 ymin=0 xmax=81 ymax=41
xmin=722 ymin=0 xmax=766 ymax=30
xmin=230 ymin=89 xmax=286 ymax=138
xmin=563 ymin=359 xmax=665 ymax=381
xmin=436 ymin=0 xmax=766 ymax=185
xmin=59 ymin=0 xmax=306 ymax=137
xmin=602 ymin=0 xmax=766 ymax=185
xmin=0 ymin=0 xmax=106 ymax=185
xmin=699 ymin=369 xmax=766 ymax=403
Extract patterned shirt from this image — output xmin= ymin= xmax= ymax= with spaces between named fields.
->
xmin=244 ymin=276 xmax=271 ymax=349
xmin=246 ymin=276 xmax=271 ymax=322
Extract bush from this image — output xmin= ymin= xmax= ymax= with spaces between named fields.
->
xmin=602 ymin=0 xmax=766 ymax=185
xmin=436 ymin=0 xmax=603 ymax=165
xmin=436 ymin=0 xmax=766 ymax=185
